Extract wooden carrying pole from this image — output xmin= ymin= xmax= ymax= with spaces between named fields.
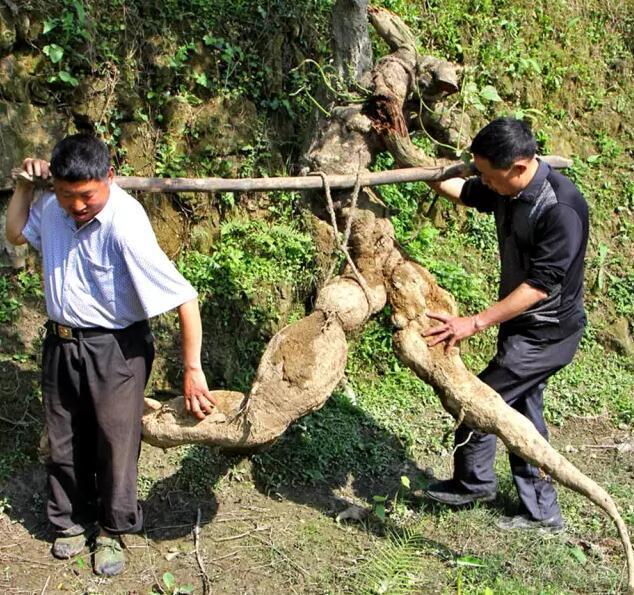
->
xmin=9 ymin=156 xmax=573 ymax=193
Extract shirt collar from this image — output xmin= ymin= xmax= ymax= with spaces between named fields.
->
xmin=515 ymin=158 xmax=550 ymax=203
xmin=93 ymin=183 xmax=117 ymax=226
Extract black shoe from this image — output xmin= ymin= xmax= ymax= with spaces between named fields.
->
xmin=424 ymin=480 xmax=496 ymax=506
xmin=495 ymin=514 xmax=565 ymax=533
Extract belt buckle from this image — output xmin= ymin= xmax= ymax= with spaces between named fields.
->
xmin=57 ymin=324 xmax=73 ymax=340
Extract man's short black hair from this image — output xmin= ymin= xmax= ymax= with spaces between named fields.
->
xmin=470 ymin=117 xmax=537 ymax=170
xmin=50 ymin=134 xmax=111 ymax=182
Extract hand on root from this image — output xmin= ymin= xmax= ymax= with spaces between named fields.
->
xmin=423 ymin=311 xmax=479 ymax=354
xmin=183 ymin=368 xmax=218 ymax=420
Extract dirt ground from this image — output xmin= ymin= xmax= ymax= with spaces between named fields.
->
xmin=0 ymin=414 xmax=631 ymax=595
xmin=0 ymin=301 xmax=632 ymax=593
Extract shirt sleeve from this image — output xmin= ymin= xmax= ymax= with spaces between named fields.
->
xmin=21 ymin=190 xmax=49 ymax=252
xmin=115 ymin=204 xmax=197 ymax=319
xmin=459 ymin=177 xmax=498 ymax=213
xmin=525 ymin=204 xmax=583 ymax=293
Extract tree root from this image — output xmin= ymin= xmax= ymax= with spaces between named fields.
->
xmin=387 ymin=259 xmax=634 ymax=593
xmin=140 ymin=5 xmax=633 ymax=590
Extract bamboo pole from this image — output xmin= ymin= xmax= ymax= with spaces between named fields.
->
xmin=7 ymin=156 xmax=572 ymax=194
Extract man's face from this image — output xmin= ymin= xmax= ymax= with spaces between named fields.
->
xmin=473 ymin=155 xmax=529 ymax=197
xmin=53 ymin=168 xmax=113 ymax=225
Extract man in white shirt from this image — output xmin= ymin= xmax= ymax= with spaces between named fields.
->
xmin=5 ymin=134 xmax=216 ymax=576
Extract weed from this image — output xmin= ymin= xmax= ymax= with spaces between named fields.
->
xmin=150 ymin=571 xmax=194 ymax=595
xmin=0 ymin=275 xmax=21 ymax=324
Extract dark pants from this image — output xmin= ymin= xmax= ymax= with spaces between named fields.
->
xmin=453 ymin=326 xmax=584 ymax=521
xmin=42 ymin=321 xmax=154 ymax=536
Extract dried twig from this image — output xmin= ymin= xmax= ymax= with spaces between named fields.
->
xmin=40 ymin=575 xmax=50 ymax=595
xmin=0 ymin=414 xmax=30 ymax=427
xmin=193 ymin=508 xmax=211 ymax=595
xmin=252 ymin=535 xmax=309 ymax=577
xmin=452 ymin=430 xmax=474 ymax=457
xmin=213 ymin=525 xmax=269 ymax=543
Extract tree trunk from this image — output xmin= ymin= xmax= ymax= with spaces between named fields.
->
xmin=332 ymin=0 xmax=373 ymax=85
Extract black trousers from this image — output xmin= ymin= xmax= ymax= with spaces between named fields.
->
xmin=42 ymin=321 xmax=154 ymax=536
xmin=453 ymin=326 xmax=584 ymax=521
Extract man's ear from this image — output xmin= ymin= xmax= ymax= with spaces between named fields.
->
xmin=107 ymin=166 xmax=115 ymax=184
xmin=512 ymin=162 xmax=528 ymax=176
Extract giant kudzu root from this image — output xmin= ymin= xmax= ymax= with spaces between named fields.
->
xmin=142 ymin=208 xmax=633 ymax=592
xmin=387 ymin=260 xmax=634 ymax=593
xmin=141 ymin=3 xmax=633 ymax=590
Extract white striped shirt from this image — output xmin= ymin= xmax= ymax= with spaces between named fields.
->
xmin=22 ymin=182 xmax=197 ymax=329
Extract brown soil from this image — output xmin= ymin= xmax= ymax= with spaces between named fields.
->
xmin=0 ymin=415 xmax=631 ymax=594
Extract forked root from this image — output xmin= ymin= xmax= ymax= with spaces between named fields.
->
xmin=389 ymin=260 xmax=634 ymax=593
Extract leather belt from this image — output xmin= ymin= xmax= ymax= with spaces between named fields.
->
xmin=46 ymin=320 xmax=147 ymax=340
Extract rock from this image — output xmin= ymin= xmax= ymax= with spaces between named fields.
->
xmin=188 ymin=211 xmax=222 ymax=253
xmin=0 ymin=8 xmax=16 ymax=52
xmin=115 ymin=58 xmax=143 ymax=119
xmin=162 ymin=95 xmax=194 ymax=139
xmin=0 ymin=201 xmax=28 ymax=268
xmin=0 ymin=101 xmax=70 ymax=188
xmin=190 ymin=96 xmax=258 ymax=157
xmin=119 ymin=122 xmax=156 ymax=176
xmin=15 ymin=13 xmax=43 ymax=44
xmin=0 ymin=52 xmax=45 ymax=103
xmin=72 ymin=75 xmax=115 ymax=128
xmin=145 ymin=35 xmax=179 ymax=89
xmin=598 ymin=317 xmax=634 ymax=358
xmin=335 ymin=504 xmax=368 ymax=524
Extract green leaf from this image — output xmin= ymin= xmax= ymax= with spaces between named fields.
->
xmin=194 ymin=72 xmax=209 ymax=88
xmin=569 ymin=545 xmax=587 ymax=565
xmin=58 ymin=70 xmax=79 ymax=86
xmin=73 ymin=0 xmax=86 ymax=25
xmin=43 ymin=44 xmax=64 ymax=64
xmin=163 ymin=572 xmax=176 ymax=590
xmin=374 ymin=503 xmax=386 ymax=520
xmin=456 ymin=554 xmax=485 ymax=567
xmin=463 ymin=81 xmax=479 ymax=96
xmin=176 ymin=586 xmax=195 ymax=595
xmin=587 ymin=154 xmax=600 ymax=164
xmin=479 ymin=85 xmax=502 ymax=102
xmin=400 ymin=475 xmax=411 ymax=489
xmin=203 ymin=34 xmax=220 ymax=47
xmin=43 ymin=19 xmax=57 ymax=34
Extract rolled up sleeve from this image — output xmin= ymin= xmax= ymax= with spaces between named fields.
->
xmin=525 ymin=204 xmax=583 ymax=293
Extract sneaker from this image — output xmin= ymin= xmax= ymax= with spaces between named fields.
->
xmin=52 ymin=533 xmax=87 ymax=559
xmin=495 ymin=514 xmax=564 ymax=533
xmin=93 ymin=535 xmax=125 ymax=576
xmin=424 ymin=479 xmax=496 ymax=506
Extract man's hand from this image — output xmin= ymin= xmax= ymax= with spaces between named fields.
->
xmin=20 ymin=158 xmax=52 ymax=182
xmin=423 ymin=311 xmax=481 ymax=353
xmin=6 ymin=157 xmax=51 ymax=246
xmin=183 ymin=367 xmax=218 ymax=420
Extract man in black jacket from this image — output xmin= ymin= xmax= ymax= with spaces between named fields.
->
xmin=423 ymin=117 xmax=588 ymax=531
